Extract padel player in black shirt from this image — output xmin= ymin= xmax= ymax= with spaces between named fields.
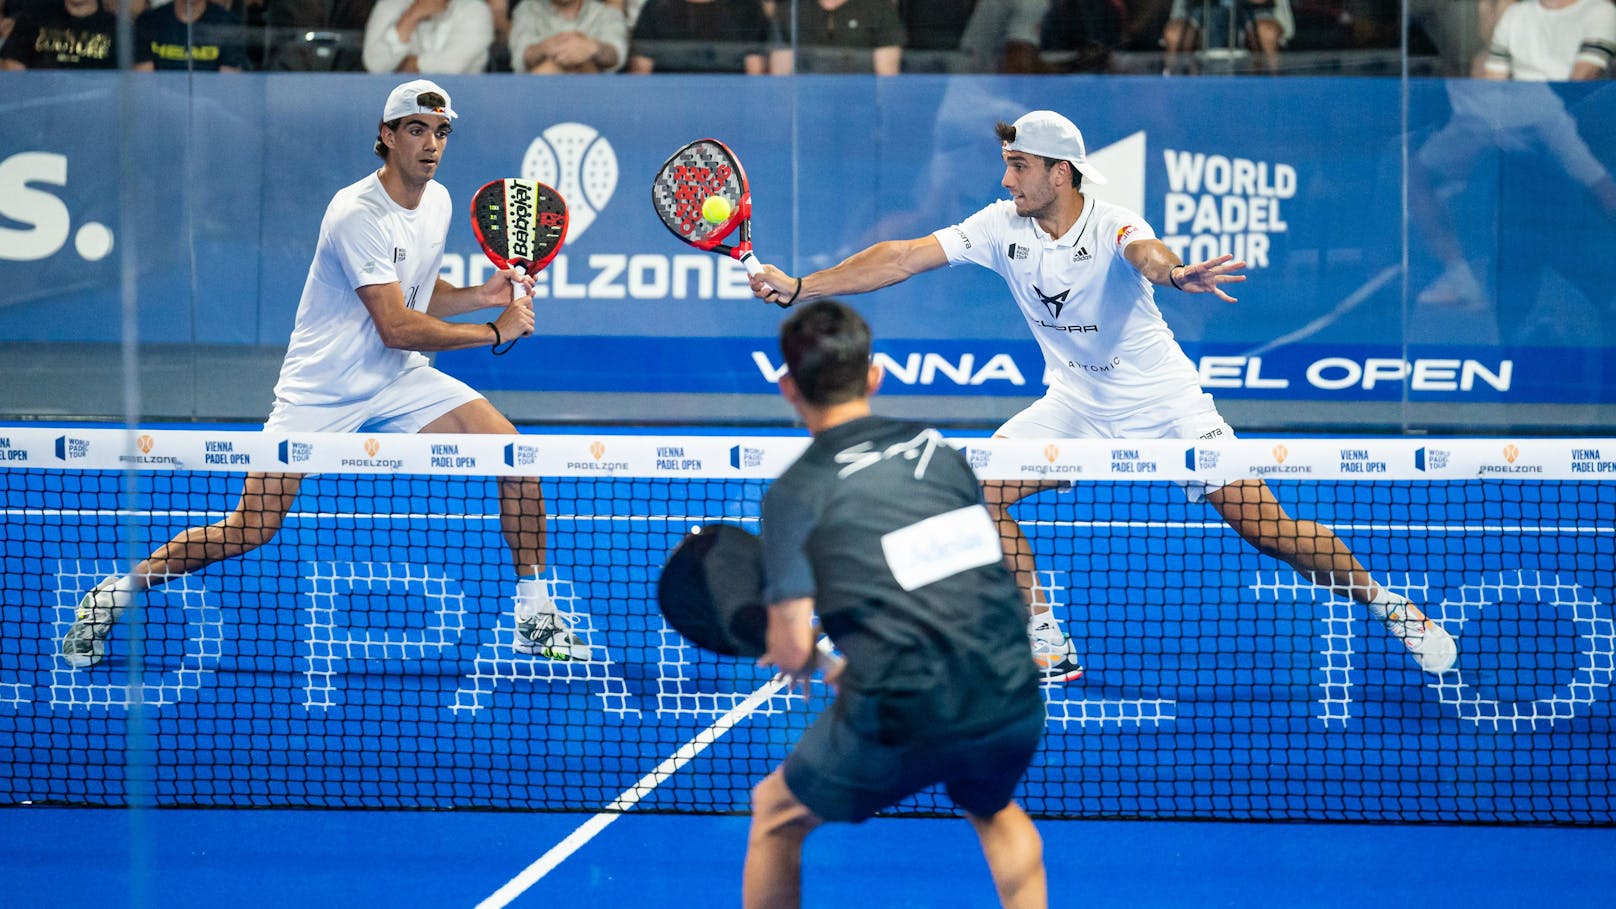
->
xmin=744 ymin=299 xmax=1048 ymax=908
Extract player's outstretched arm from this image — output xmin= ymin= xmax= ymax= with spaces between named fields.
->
xmin=750 ymin=236 xmax=949 ymax=308
xmin=1124 ymin=239 xmax=1248 ymax=303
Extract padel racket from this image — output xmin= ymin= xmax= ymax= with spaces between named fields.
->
xmin=651 ymin=139 xmax=764 ymax=278
xmin=469 ymin=178 xmax=567 ymax=354
xmin=658 ymin=523 xmax=841 ymax=671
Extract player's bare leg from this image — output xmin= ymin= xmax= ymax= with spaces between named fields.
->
xmin=425 ymin=399 xmax=592 ymax=659
xmin=983 ymin=478 xmax=1083 ymax=682
xmin=61 ymin=471 xmax=303 ymax=668
xmin=743 ymin=769 xmax=824 ymax=909
xmin=1203 ymin=479 xmax=1457 ymax=673
xmin=968 ymin=801 xmax=1048 ymax=909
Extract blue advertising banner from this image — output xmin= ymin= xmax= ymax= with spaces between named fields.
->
xmin=2 ymin=73 xmax=1615 ymax=419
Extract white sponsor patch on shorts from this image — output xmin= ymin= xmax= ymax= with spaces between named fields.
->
xmin=880 ymin=504 xmax=1002 ymax=592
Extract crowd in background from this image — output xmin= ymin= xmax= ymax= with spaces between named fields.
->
xmin=0 ymin=0 xmax=1611 ymax=78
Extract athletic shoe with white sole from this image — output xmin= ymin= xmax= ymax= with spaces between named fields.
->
xmin=60 ymin=578 xmax=130 ymax=669
xmin=1029 ymin=616 xmax=1085 ymax=683
xmin=1382 ymin=604 xmax=1458 ymax=674
xmin=515 ymin=607 xmax=595 ymax=661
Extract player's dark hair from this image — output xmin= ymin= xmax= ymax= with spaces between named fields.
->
xmin=779 ymin=299 xmax=872 ymax=407
xmin=375 ymin=91 xmax=449 ymax=159
xmin=994 ymin=120 xmax=1083 ymax=193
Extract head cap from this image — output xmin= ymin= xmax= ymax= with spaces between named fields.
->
xmin=1003 ymin=110 xmax=1107 ymax=185
xmin=383 ymin=79 xmax=458 ymax=123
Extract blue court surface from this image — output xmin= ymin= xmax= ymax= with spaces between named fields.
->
xmin=3 ymin=805 xmax=1614 ymax=908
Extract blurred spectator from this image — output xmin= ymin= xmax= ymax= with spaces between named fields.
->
xmin=1411 ymin=0 xmax=1616 ymax=310
xmin=1040 ymin=0 xmax=1123 ymax=71
xmin=1 ymin=0 xmax=116 ymax=68
xmin=133 ymin=0 xmax=248 ymax=70
xmin=1345 ymin=0 xmax=1474 ymax=75
xmin=898 ymin=0 xmax=1050 ymax=72
xmin=603 ymin=0 xmax=644 ymax=25
xmin=627 ymin=0 xmax=769 ymax=73
xmin=1163 ymin=0 xmax=1294 ymax=73
xmin=770 ymin=0 xmax=905 ymax=74
xmin=364 ymin=0 xmax=494 ymax=72
xmin=509 ymin=0 xmax=627 ymax=72
xmin=1484 ymin=0 xmax=1614 ymax=80
xmin=1 ymin=0 xmax=17 ymax=46
xmin=263 ymin=0 xmax=372 ymax=71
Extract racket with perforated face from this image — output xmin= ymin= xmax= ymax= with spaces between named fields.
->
xmin=651 ymin=139 xmax=763 ymax=276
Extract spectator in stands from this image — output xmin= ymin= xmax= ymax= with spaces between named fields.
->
xmin=1411 ymin=0 xmax=1616 ymax=310
xmin=364 ymin=0 xmax=495 ymax=73
xmin=769 ymin=0 xmax=905 ymax=75
xmin=898 ymin=0 xmax=1050 ymax=73
xmin=508 ymin=0 xmax=627 ymax=72
xmin=627 ymin=0 xmax=770 ymax=73
xmin=1162 ymin=0 xmax=1294 ymax=73
xmin=1 ymin=0 xmax=16 ymax=46
xmin=1 ymin=0 xmax=116 ymax=68
xmin=133 ymin=0 xmax=248 ymax=70
xmin=263 ymin=0 xmax=372 ymax=71
xmin=1040 ymin=0 xmax=1124 ymax=72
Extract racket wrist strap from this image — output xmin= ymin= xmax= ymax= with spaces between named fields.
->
xmin=486 ymin=321 xmax=517 ymax=356
xmin=1169 ymin=264 xmax=1187 ymax=290
xmin=783 ymin=277 xmax=803 ymax=308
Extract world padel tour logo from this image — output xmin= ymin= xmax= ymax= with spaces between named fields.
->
xmin=279 ymin=440 xmax=313 ymax=465
xmin=504 ymin=442 xmax=539 ymax=468
xmin=522 ymin=123 xmax=616 ymax=242
xmin=55 ymin=435 xmax=89 ymax=460
xmin=1414 ymin=447 xmax=1449 ymax=471
xmin=729 ymin=445 xmax=763 ymax=470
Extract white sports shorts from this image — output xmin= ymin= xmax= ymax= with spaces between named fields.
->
xmin=996 ymin=385 xmax=1235 ymax=501
xmin=264 ymin=366 xmax=483 ymax=435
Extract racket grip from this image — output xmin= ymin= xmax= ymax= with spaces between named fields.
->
xmin=739 ymin=251 xmax=763 ymax=276
xmin=814 ymin=636 xmax=843 ymax=672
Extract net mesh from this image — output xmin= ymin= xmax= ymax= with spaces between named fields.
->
xmin=2 ymin=428 xmax=1613 ymax=823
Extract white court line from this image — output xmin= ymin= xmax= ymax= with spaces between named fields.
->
xmin=476 ymin=676 xmax=787 ymax=909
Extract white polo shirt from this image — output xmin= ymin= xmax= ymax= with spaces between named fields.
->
xmin=934 ymin=197 xmax=1204 ymax=419
xmin=273 ymin=171 xmax=450 ymax=407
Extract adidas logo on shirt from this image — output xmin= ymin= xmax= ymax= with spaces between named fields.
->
xmin=1073 ymin=246 xmax=1091 ymax=262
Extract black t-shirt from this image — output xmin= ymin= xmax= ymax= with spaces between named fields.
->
xmin=135 ymin=3 xmax=248 ymax=70
xmin=2 ymin=3 xmax=116 ymax=68
xmin=630 ymin=0 xmax=771 ymax=72
xmin=763 ymin=416 xmax=1039 ymax=742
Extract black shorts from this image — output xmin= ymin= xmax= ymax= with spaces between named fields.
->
xmin=782 ymin=705 xmax=1045 ymax=823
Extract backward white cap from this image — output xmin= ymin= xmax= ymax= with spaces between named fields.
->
xmin=1003 ymin=110 xmax=1107 ymax=186
xmin=383 ymin=79 xmax=458 ymax=122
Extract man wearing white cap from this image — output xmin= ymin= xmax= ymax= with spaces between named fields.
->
xmin=749 ymin=109 xmax=1456 ymax=683
xmin=61 ymin=79 xmax=595 ymax=669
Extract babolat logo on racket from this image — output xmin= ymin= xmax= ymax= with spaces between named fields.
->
xmin=278 ymin=440 xmax=313 ymax=465
xmin=509 ymin=181 xmax=534 ymax=260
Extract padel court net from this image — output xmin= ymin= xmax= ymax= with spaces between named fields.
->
xmin=1 ymin=427 xmax=1612 ymax=824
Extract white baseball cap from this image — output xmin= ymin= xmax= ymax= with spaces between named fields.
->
xmin=1002 ymin=110 xmax=1108 ymax=186
xmin=382 ymin=79 xmax=458 ymax=123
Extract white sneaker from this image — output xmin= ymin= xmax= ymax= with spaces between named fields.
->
xmin=1416 ymin=263 xmax=1486 ymax=310
xmin=1382 ymin=604 xmax=1457 ymax=674
xmin=60 ymin=577 xmax=131 ymax=669
xmin=515 ymin=603 xmax=595 ymax=661
xmin=1028 ymin=616 xmax=1085 ymax=683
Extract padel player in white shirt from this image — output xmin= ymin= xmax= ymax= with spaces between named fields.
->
xmin=749 ymin=109 xmax=1457 ymax=682
xmin=62 ymin=79 xmax=594 ymax=670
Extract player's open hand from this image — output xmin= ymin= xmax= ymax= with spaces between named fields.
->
xmin=1175 ymin=254 xmax=1247 ymax=303
xmin=749 ymin=264 xmax=799 ymax=308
